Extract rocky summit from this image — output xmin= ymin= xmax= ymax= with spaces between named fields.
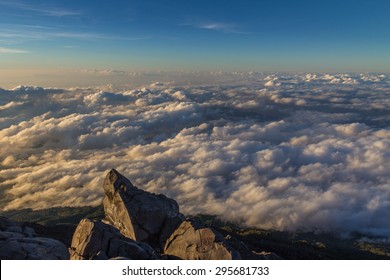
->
xmin=70 ymin=169 xmax=241 ymax=260
xmin=1 ymin=169 xmax=280 ymax=260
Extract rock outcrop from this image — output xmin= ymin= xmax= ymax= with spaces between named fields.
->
xmin=164 ymin=219 xmax=241 ymax=260
xmin=69 ymin=219 xmax=157 ymax=260
xmin=1 ymin=170 xmax=282 ymax=260
xmin=0 ymin=217 xmax=69 ymax=260
xmin=102 ymin=169 xmax=184 ymax=249
xmin=223 ymin=233 xmax=282 ymax=259
xmin=69 ymin=169 xmax=241 ymax=260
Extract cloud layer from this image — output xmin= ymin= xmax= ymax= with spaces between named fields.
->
xmin=1 ymin=73 xmax=389 ymax=236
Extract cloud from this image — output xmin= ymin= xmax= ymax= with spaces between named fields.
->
xmin=0 ymin=25 xmax=148 ymax=44
xmin=199 ymin=23 xmax=236 ymax=32
xmin=51 ymin=32 xmax=148 ymax=41
xmin=0 ymin=47 xmax=29 ymax=53
xmin=0 ymin=1 xmax=81 ymax=17
xmin=0 ymin=72 xmax=389 ymax=237
xmin=182 ymin=21 xmax=248 ymax=34
xmin=0 ymin=101 xmax=24 ymax=110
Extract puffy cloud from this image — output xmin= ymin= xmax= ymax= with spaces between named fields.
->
xmin=0 ymin=73 xmax=389 ymax=237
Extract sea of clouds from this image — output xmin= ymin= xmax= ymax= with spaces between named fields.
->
xmin=1 ymin=72 xmax=389 ymax=236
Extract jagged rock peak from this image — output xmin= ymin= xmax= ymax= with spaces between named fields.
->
xmin=103 ymin=169 xmax=134 ymax=198
xmin=102 ymin=169 xmax=184 ymax=249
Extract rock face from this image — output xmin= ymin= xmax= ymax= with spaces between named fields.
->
xmin=0 ymin=217 xmax=69 ymax=260
xmin=69 ymin=219 xmax=157 ymax=260
xmin=68 ymin=169 xmax=242 ymax=260
xmin=164 ymin=220 xmax=241 ymax=260
xmin=102 ymin=169 xmax=184 ymax=249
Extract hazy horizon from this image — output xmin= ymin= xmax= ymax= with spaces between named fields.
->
xmin=2 ymin=69 xmax=390 ymax=90
xmin=1 ymin=0 xmax=389 ymax=83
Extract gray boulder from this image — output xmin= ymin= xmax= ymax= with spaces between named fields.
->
xmin=0 ymin=237 xmax=69 ymax=260
xmin=0 ymin=217 xmax=69 ymax=260
xmin=0 ymin=217 xmax=17 ymax=231
xmin=164 ymin=219 xmax=241 ymax=260
xmin=69 ymin=218 xmax=158 ymax=260
xmin=102 ymin=169 xmax=184 ymax=249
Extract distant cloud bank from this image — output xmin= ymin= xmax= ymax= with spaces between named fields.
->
xmin=0 ymin=73 xmax=389 ymax=237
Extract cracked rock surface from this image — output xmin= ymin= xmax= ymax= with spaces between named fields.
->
xmin=102 ymin=169 xmax=184 ymax=249
xmin=164 ymin=219 xmax=241 ymax=260
xmin=69 ymin=219 xmax=157 ymax=260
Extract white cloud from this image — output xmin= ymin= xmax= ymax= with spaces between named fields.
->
xmin=1 ymin=72 xmax=389 ymax=237
xmin=182 ymin=21 xmax=247 ymax=34
xmin=0 ymin=47 xmax=29 ymax=53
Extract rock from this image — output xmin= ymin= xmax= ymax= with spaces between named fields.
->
xmin=69 ymin=218 xmax=158 ymax=260
xmin=164 ymin=219 xmax=241 ymax=260
xmin=0 ymin=217 xmax=16 ymax=231
xmin=22 ymin=226 xmax=36 ymax=238
xmin=223 ymin=233 xmax=282 ymax=259
xmin=66 ymin=169 xmax=279 ymax=260
xmin=0 ymin=216 xmax=69 ymax=260
xmin=223 ymin=233 xmax=255 ymax=259
xmin=0 ymin=236 xmax=69 ymax=260
xmin=0 ymin=231 xmax=26 ymax=239
xmin=253 ymin=251 xmax=283 ymax=260
xmin=102 ymin=169 xmax=184 ymax=249
xmin=7 ymin=226 xmax=23 ymax=233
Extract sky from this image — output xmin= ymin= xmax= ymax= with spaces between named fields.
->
xmin=0 ymin=0 xmax=390 ymax=86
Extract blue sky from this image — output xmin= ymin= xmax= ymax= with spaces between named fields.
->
xmin=0 ymin=0 xmax=390 ymax=73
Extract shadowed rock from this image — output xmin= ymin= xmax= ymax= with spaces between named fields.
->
xmin=0 ymin=217 xmax=69 ymax=260
xmin=164 ymin=219 xmax=241 ymax=260
xmin=69 ymin=219 xmax=158 ymax=260
xmin=223 ymin=233 xmax=282 ymax=259
xmin=102 ymin=169 xmax=184 ymax=249
xmin=0 ymin=217 xmax=16 ymax=231
xmin=253 ymin=251 xmax=283 ymax=260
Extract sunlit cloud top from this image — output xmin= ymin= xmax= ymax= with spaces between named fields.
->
xmin=1 ymin=72 xmax=389 ymax=236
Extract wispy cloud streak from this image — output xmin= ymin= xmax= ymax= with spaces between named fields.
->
xmin=0 ymin=26 xmax=148 ymax=42
xmin=182 ymin=21 xmax=249 ymax=34
xmin=0 ymin=1 xmax=81 ymax=17
xmin=0 ymin=46 xmax=29 ymax=53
